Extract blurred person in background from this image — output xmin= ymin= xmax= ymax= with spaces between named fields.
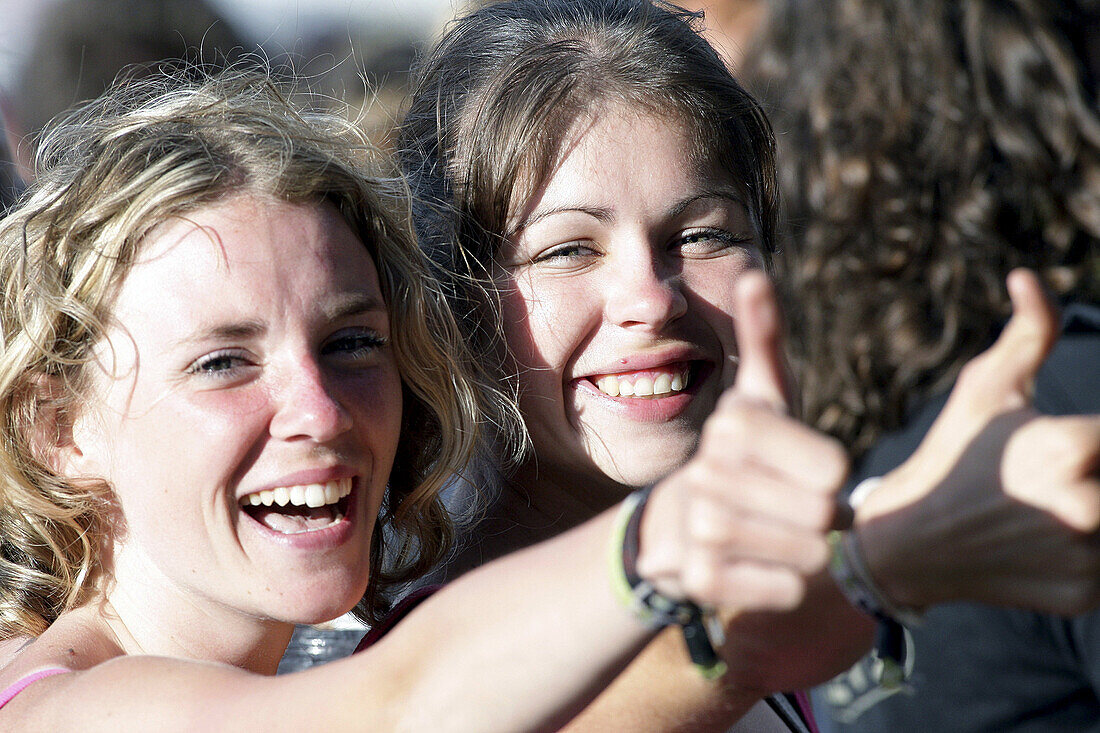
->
xmin=3 ymin=0 xmax=245 ymax=182
xmin=741 ymin=0 xmax=1100 ymax=729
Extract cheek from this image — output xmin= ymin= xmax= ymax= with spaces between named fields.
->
xmin=105 ymin=391 xmax=268 ymax=508
xmin=501 ymin=274 xmax=589 ymax=371
xmin=345 ymin=362 xmax=404 ymax=452
xmin=684 ymin=263 xmax=753 ymax=383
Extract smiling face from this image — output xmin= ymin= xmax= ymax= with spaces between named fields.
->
xmin=63 ymin=194 xmax=402 ymax=626
xmin=499 ymin=106 xmax=762 ymax=494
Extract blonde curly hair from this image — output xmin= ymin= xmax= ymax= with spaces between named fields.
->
xmin=0 ymin=66 xmax=509 ymax=636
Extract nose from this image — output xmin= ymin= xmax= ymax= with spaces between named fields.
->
xmin=269 ymin=356 xmax=354 ymax=443
xmin=604 ymin=248 xmax=687 ymax=331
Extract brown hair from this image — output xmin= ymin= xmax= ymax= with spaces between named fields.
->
xmin=745 ymin=0 xmax=1100 ymax=455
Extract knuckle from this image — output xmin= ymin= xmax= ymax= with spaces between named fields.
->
xmin=802 ymin=537 xmax=831 ymax=573
xmin=687 ymin=500 xmax=731 ymax=545
xmin=800 ymin=493 xmax=837 ymax=530
xmin=955 ymin=353 xmax=990 ymax=389
xmin=820 ymin=439 xmax=851 ymax=489
xmin=681 ymin=556 xmax=721 ymax=601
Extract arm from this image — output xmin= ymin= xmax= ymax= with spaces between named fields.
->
xmin=0 ymin=509 xmax=649 ymax=732
xmin=2 ymin=353 xmax=847 ymax=733
xmin=559 ymin=273 xmax=872 ymax=730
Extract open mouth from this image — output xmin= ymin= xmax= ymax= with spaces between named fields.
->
xmin=588 ymin=361 xmax=696 ymax=399
xmin=238 ymin=477 xmax=353 ymax=535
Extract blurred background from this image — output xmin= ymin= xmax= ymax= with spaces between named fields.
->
xmin=0 ymin=0 xmax=462 ymax=194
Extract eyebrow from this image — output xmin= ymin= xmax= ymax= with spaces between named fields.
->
xmin=508 ymin=205 xmax=614 ymax=237
xmin=171 ymin=294 xmax=388 ymax=348
xmin=667 ymin=189 xmax=749 ymax=220
xmin=323 ymin=293 xmax=388 ymax=321
xmin=510 ymin=188 xmax=748 ymax=237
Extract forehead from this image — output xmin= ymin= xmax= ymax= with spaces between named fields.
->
xmin=510 ymin=105 xmax=738 ymax=226
xmin=111 ymin=194 xmax=385 ymax=323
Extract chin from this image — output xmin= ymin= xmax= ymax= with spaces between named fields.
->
xmin=274 ymin=573 xmax=370 ymax=625
xmin=598 ymin=451 xmax=693 ymax=489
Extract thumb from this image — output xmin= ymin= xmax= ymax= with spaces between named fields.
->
xmin=732 ymin=270 xmax=791 ymax=410
xmin=978 ymin=268 xmax=1060 ymax=407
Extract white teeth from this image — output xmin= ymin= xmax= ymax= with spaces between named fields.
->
xmin=239 ymin=478 xmax=352 ymax=509
xmin=593 ymin=366 xmax=691 ymax=399
xmin=595 ymin=375 xmax=620 ymax=397
xmin=289 ymin=485 xmax=305 ymax=505
xmin=305 ymin=484 xmax=326 ymax=508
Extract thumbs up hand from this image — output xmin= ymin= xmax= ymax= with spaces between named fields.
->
xmin=855 ymin=269 xmax=1100 ymax=614
xmin=637 ymin=271 xmax=850 ymax=612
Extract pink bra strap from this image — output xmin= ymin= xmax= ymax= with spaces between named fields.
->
xmin=0 ymin=667 xmax=71 ymax=709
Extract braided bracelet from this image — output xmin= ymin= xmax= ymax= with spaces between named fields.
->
xmin=609 ymin=486 xmax=728 ymax=679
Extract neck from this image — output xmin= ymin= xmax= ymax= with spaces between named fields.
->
xmin=443 ymin=458 xmax=634 ymax=579
xmin=509 ymin=458 xmax=633 ymax=529
xmin=101 ymin=560 xmax=294 ymax=675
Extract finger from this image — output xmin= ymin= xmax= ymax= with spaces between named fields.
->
xmin=966 ymin=269 xmax=1059 ymax=407
xmin=687 ymin=495 xmax=832 ymax=568
xmin=700 ymin=402 xmax=849 ymax=495
xmin=680 ymin=556 xmax=807 ymax=611
xmin=689 ymin=465 xmax=840 ymax=531
xmin=1016 ymin=469 xmax=1100 ymax=533
xmin=1004 ymin=414 xmax=1100 ymax=531
xmin=731 ymin=270 xmax=791 ymax=411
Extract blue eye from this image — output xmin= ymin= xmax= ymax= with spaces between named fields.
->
xmin=187 ymin=351 xmax=251 ymax=378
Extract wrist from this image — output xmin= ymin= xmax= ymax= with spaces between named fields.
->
xmin=850 ymin=471 xmax=951 ymax=610
xmin=609 ymin=486 xmax=727 ymax=679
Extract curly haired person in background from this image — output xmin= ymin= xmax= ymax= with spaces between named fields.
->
xmin=742 ymin=0 xmax=1100 ymax=729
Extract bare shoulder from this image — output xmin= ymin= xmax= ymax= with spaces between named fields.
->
xmin=0 ymin=641 xmax=262 ymax=731
xmin=0 ymin=606 xmax=120 ymax=682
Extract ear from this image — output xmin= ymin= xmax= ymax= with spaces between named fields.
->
xmin=26 ymin=373 xmax=87 ymax=477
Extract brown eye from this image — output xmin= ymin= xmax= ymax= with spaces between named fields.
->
xmin=532 ymin=242 xmax=598 ymax=263
xmin=673 ymin=229 xmax=753 ymax=255
xmin=322 ymin=331 xmax=388 ymax=362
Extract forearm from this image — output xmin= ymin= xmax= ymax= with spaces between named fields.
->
xmin=560 ymin=627 xmax=761 ymax=732
xmin=561 ymin=572 xmax=873 ymax=733
xmin=371 ymin=507 xmax=656 ymax=732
